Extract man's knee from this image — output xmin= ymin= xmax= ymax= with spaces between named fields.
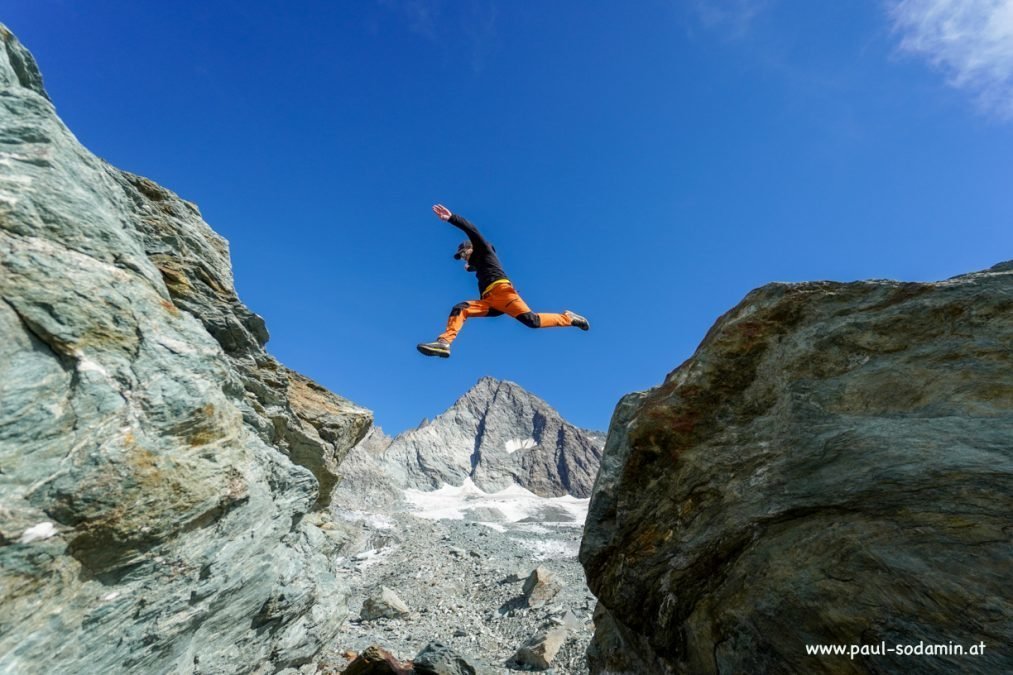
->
xmin=516 ymin=312 xmax=541 ymax=328
xmin=450 ymin=302 xmax=470 ymax=317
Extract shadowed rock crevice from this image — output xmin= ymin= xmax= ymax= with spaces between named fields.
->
xmin=1 ymin=296 xmax=78 ymax=380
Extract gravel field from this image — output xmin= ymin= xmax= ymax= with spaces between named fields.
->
xmin=313 ymin=486 xmax=596 ymax=673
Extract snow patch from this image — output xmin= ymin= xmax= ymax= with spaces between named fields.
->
xmin=512 ymin=523 xmax=550 ymax=535
xmin=505 ymin=438 xmax=537 ymax=454
xmin=334 ymin=510 xmax=395 ymax=530
xmin=404 ymin=478 xmax=590 ymax=525
xmin=479 ymin=522 xmax=506 ymax=533
xmin=350 ymin=546 xmax=396 ymax=568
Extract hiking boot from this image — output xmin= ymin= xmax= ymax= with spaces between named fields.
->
xmin=564 ymin=311 xmax=590 ymax=331
xmin=417 ymin=339 xmax=451 ymax=358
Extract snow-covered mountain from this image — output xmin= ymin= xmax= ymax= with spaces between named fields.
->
xmin=332 ymin=377 xmax=604 ymax=511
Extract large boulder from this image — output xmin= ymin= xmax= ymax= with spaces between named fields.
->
xmin=341 ymin=646 xmax=413 ymax=675
xmin=580 ymin=263 xmax=1013 ymax=674
xmin=511 ymin=624 xmax=569 ymax=670
xmin=412 ymin=640 xmax=488 ymax=675
xmin=360 ymin=587 xmax=411 ymax=621
xmin=0 ymin=24 xmax=370 ymax=673
xmin=522 ymin=565 xmax=562 ymax=609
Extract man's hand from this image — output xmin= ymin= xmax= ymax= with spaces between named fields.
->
xmin=432 ymin=204 xmax=452 ymax=221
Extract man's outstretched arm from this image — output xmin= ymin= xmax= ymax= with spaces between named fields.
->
xmin=432 ymin=203 xmax=490 ymax=249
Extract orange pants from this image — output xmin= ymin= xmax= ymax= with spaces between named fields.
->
xmin=438 ymin=281 xmax=572 ymax=344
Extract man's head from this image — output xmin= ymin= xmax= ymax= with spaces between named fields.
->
xmin=453 ymin=241 xmax=473 ymax=270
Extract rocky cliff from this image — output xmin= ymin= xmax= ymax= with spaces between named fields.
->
xmin=580 ymin=263 xmax=1013 ymax=674
xmin=376 ymin=377 xmax=603 ymax=498
xmin=0 ymin=25 xmax=371 ymax=673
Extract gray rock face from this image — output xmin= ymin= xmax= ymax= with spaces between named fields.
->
xmin=332 ymin=426 xmax=405 ymax=511
xmin=0 ymin=25 xmax=370 ymax=674
xmin=579 ymin=428 xmax=608 ymax=449
xmin=379 ymin=377 xmax=603 ymax=497
xmin=580 ymin=262 xmax=1013 ymax=674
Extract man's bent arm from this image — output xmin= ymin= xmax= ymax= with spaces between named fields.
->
xmin=449 ymin=213 xmax=491 ymax=250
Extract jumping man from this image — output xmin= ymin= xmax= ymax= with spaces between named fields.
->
xmin=417 ymin=204 xmax=589 ymax=358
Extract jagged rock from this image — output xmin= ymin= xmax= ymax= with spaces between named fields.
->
xmin=360 ymin=587 xmax=410 ymax=620
xmin=412 ymin=640 xmax=488 ymax=674
xmin=379 ymin=377 xmax=603 ymax=497
xmin=523 ymin=566 xmax=561 ymax=608
xmin=511 ymin=624 xmax=569 ymax=670
xmin=0 ymin=25 xmax=370 ymax=674
xmin=580 ymin=428 xmax=608 ymax=450
xmin=580 ymin=262 xmax=1013 ymax=674
xmin=341 ymin=645 xmax=412 ymax=675
xmin=285 ymin=370 xmax=373 ymax=507
xmin=331 ymin=426 xmax=405 ymax=511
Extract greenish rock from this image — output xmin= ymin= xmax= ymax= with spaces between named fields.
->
xmin=580 ymin=262 xmax=1013 ymax=674
xmin=0 ymin=24 xmax=370 ymax=673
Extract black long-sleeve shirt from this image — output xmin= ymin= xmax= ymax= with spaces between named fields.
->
xmin=450 ymin=213 xmax=509 ymax=296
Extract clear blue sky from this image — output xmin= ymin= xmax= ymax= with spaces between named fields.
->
xmin=7 ymin=1 xmax=1012 ymax=434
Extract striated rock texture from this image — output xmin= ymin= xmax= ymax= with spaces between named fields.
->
xmin=0 ymin=25 xmax=370 ymax=673
xmin=330 ymin=426 xmax=405 ymax=511
xmin=580 ymin=263 xmax=1013 ymax=674
xmin=378 ymin=377 xmax=603 ymax=497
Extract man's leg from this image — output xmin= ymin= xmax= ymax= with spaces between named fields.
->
xmin=419 ymin=299 xmax=494 ymax=357
xmin=486 ymin=285 xmax=578 ymax=329
xmin=438 ymin=299 xmax=493 ymax=344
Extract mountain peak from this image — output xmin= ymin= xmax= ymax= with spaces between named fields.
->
xmin=459 ymin=376 xmax=546 ymax=411
xmin=469 ymin=375 xmax=516 ymax=394
xmin=379 ymin=379 xmax=604 ymax=497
